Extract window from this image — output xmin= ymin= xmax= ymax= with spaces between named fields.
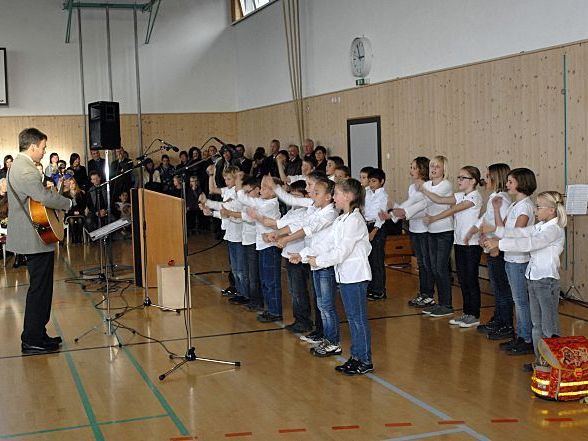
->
xmin=232 ymin=0 xmax=277 ymax=23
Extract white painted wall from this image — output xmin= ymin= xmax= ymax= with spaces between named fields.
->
xmin=235 ymin=0 xmax=588 ymax=110
xmin=3 ymin=0 xmax=588 ymax=115
xmin=0 ymin=0 xmax=236 ymax=116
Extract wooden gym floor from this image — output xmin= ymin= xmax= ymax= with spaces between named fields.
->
xmin=0 ymin=234 xmax=587 ymax=441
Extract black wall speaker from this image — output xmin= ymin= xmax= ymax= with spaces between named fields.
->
xmin=88 ymin=101 xmax=121 ymax=150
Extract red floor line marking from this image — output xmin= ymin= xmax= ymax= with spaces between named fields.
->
xmin=278 ymin=428 xmax=307 ymax=433
xmin=170 ymin=437 xmax=196 ymax=441
xmin=332 ymin=425 xmax=360 ymax=430
xmin=225 ymin=432 xmax=253 ymax=438
xmin=438 ymin=420 xmax=465 ymax=425
xmin=385 ymin=422 xmax=413 ymax=427
xmin=491 ymin=419 xmax=519 ymax=423
xmin=545 ymin=417 xmax=574 ymax=422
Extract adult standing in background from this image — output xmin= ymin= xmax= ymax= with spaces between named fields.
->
xmin=6 ymin=128 xmax=73 ymax=354
xmin=69 ymin=152 xmax=89 ymax=190
xmin=88 ymin=149 xmax=106 ymax=181
xmin=285 ymin=144 xmax=302 ymax=176
xmin=314 ymin=145 xmax=327 ymax=173
xmin=261 ymin=139 xmax=281 ymax=177
xmin=302 ymin=138 xmax=315 ymax=162
xmin=235 ymin=144 xmax=252 ymax=174
xmin=0 ymin=155 xmax=13 ymax=180
xmin=158 ymin=154 xmax=176 ymax=194
xmin=44 ymin=152 xmax=59 ymax=178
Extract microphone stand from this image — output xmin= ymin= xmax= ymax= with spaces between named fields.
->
xmin=159 ymin=141 xmax=240 ymax=381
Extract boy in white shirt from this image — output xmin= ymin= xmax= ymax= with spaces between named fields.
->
xmin=235 ymin=175 xmax=283 ymax=322
xmin=364 ymin=168 xmax=389 ymax=301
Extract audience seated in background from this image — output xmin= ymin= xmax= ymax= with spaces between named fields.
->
xmin=85 ymin=171 xmax=108 ymax=232
xmin=63 ymin=178 xmax=86 ymax=243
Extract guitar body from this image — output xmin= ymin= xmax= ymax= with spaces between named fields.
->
xmin=28 ymin=198 xmax=65 ymax=244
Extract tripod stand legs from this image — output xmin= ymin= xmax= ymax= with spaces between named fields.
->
xmin=158 ymin=347 xmax=241 ymax=381
xmin=143 ymin=296 xmax=181 ymax=313
xmin=74 ymin=316 xmax=124 ymax=347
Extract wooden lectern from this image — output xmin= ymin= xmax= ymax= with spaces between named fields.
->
xmin=131 ymin=188 xmax=184 ymax=288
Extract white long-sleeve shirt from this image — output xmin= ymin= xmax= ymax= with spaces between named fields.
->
xmin=496 ymin=218 xmax=564 ymax=280
xmin=364 ymin=187 xmax=388 ymax=229
xmin=240 ymin=210 xmax=257 ymax=246
xmin=274 ymin=186 xmax=313 ymax=208
xmin=403 ymin=180 xmax=454 ymax=233
xmin=276 ymin=207 xmax=307 ymax=257
xmin=502 ymin=196 xmax=535 ymax=263
xmin=313 ymin=209 xmax=372 ymax=283
xmin=236 ymin=190 xmax=281 ymax=250
xmin=453 ymin=190 xmax=483 ymax=245
xmin=296 ymin=204 xmax=339 ymax=270
xmin=206 ymin=187 xmax=242 ymax=243
xmin=392 ymin=183 xmax=428 ymax=233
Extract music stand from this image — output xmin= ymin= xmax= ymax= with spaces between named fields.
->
xmin=563 ymin=185 xmax=588 ymax=301
xmin=74 ymin=218 xmax=132 ymax=345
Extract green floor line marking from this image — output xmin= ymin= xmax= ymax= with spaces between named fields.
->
xmin=97 ymin=414 xmax=168 ymax=426
xmin=0 ymin=414 xmax=169 ymax=439
xmin=0 ymin=424 xmax=89 ymax=439
xmin=52 ymin=316 xmax=105 ymax=441
xmin=121 ymin=346 xmax=190 ymax=435
xmin=58 ymin=254 xmax=189 ymax=437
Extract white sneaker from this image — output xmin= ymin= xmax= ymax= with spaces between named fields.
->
xmin=449 ymin=314 xmax=467 ymax=325
xmin=459 ymin=315 xmax=481 ymax=328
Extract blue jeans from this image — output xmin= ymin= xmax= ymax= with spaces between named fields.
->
xmin=244 ymin=244 xmax=261 ymax=306
xmin=528 ymin=278 xmax=561 ymax=358
xmin=487 ymin=252 xmax=513 ymax=327
xmin=286 ymin=261 xmax=312 ymax=328
xmin=427 ymin=231 xmax=454 ymax=307
xmin=505 ymin=261 xmax=532 ymax=342
xmin=228 ymin=241 xmax=248 ymax=298
xmin=454 ymin=245 xmax=482 ymax=317
xmin=339 ymin=281 xmax=372 ymax=364
xmin=258 ymin=246 xmax=282 ymax=316
xmin=312 ymin=267 xmax=339 ymax=344
xmin=410 ymin=231 xmax=434 ymax=299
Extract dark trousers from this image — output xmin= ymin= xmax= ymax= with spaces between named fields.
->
xmin=367 ymin=226 xmax=386 ymax=295
xmin=487 ymin=252 xmax=513 ymax=326
xmin=22 ymin=252 xmax=55 ymax=344
xmin=454 ymin=244 xmax=482 ymax=318
xmin=410 ymin=231 xmax=434 ymax=298
xmin=286 ymin=260 xmax=312 ymax=328
xmin=245 ymin=244 xmax=262 ymax=307
xmin=427 ymin=231 xmax=454 ymax=307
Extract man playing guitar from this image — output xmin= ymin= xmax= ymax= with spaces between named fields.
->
xmin=7 ymin=128 xmax=74 ymax=354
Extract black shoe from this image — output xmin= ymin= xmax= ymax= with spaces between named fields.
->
xmin=228 ymin=295 xmax=249 ymax=305
xmin=256 ymin=311 xmax=283 ymax=323
xmin=22 ymin=341 xmax=60 ymax=354
xmin=299 ymin=330 xmax=323 ymax=344
xmin=367 ymin=292 xmax=387 ymax=301
xmin=245 ymin=302 xmax=264 ymax=312
xmin=508 ymin=341 xmax=534 ymax=356
xmin=477 ymin=321 xmax=500 ymax=334
xmin=285 ymin=322 xmax=312 ymax=333
xmin=343 ymin=359 xmax=374 ymax=376
xmin=499 ymin=337 xmax=524 ymax=351
xmin=335 ymin=357 xmax=356 ymax=372
xmin=221 ymin=286 xmax=237 ymax=297
xmin=44 ymin=335 xmax=63 ymax=345
xmin=13 ymin=255 xmax=26 ymax=268
xmin=488 ymin=325 xmax=515 ymax=341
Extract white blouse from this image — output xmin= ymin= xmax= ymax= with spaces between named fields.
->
xmin=496 ymin=218 xmax=565 ymax=280
xmin=236 ymin=190 xmax=281 ymax=251
xmin=502 ymin=196 xmax=535 ymax=263
xmin=313 ymin=209 xmax=372 ymax=283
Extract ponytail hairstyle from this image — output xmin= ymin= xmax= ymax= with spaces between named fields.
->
xmin=487 ymin=163 xmax=510 ymax=193
xmin=335 ymin=178 xmax=365 ymax=213
xmin=413 ymin=156 xmax=430 ymax=181
xmin=537 ymin=191 xmax=567 ymax=228
xmin=460 ymin=166 xmax=484 ymax=188
xmin=431 ymin=155 xmax=449 ymax=180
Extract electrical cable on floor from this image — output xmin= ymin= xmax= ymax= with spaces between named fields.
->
xmin=187 ymin=239 xmax=224 ymax=256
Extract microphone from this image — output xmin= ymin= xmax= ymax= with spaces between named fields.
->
xmin=157 ymin=139 xmax=180 ymax=152
xmin=212 ymin=137 xmax=227 ymax=147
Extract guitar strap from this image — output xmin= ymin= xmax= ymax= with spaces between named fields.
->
xmin=6 ymin=168 xmax=48 ymax=233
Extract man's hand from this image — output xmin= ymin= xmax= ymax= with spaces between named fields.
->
xmin=307 ymin=256 xmax=317 ymax=267
xmin=288 ymin=253 xmax=302 ymax=264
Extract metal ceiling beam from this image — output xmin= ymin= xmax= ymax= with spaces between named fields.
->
xmin=63 ymin=1 xmax=161 ymax=43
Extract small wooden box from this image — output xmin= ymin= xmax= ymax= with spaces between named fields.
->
xmin=384 ymin=234 xmax=413 ymax=266
xmin=157 ymin=264 xmax=191 ymax=310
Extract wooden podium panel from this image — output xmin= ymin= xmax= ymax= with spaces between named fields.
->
xmin=131 ymin=188 xmax=184 ymax=289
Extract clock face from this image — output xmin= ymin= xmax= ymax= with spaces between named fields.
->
xmin=350 ymin=37 xmax=372 ymax=78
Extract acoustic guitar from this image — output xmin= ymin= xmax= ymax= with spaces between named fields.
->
xmin=28 ymin=194 xmax=66 ymax=244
